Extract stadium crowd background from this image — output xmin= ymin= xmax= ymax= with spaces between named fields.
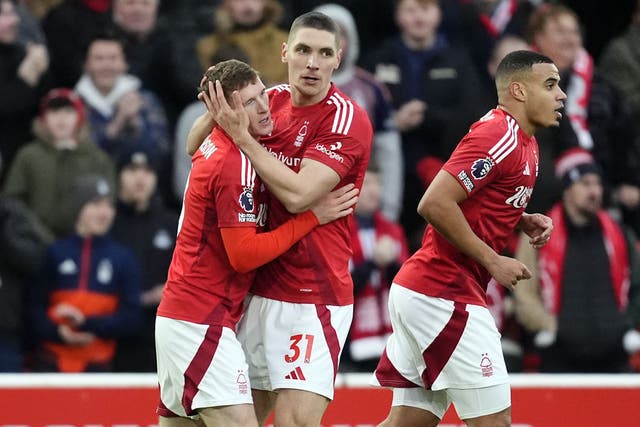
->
xmin=2 ymin=0 xmax=640 ymax=375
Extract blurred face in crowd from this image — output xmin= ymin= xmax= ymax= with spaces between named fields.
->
xmin=234 ymin=77 xmax=273 ymax=137
xmin=44 ymin=107 xmax=79 ymax=141
xmin=85 ymin=39 xmax=128 ymax=95
xmin=77 ymin=198 xmax=116 ymax=236
xmin=355 ymin=171 xmax=382 ymax=217
xmin=563 ymin=173 xmax=602 ymax=221
xmin=532 ymin=11 xmax=582 ymax=72
xmin=487 ymin=36 xmax=530 ymax=79
xmin=119 ymin=165 xmax=157 ymax=207
xmin=0 ymin=0 xmax=19 ymax=44
xmin=113 ymin=0 xmax=158 ymax=37
xmin=395 ymin=0 xmax=441 ymax=45
xmin=283 ymin=26 xmax=341 ymax=106
xmin=225 ymin=0 xmax=265 ymax=27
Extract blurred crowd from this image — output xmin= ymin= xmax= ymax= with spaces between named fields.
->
xmin=2 ymin=0 xmax=640 ymax=374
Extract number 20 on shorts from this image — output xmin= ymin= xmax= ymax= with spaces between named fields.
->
xmin=285 ymin=334 xmax=315 ymax=363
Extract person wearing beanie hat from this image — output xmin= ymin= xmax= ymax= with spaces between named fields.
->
xmin=554 ymin=147 xmax=602 ymax=192
xmin=514 ymin=147 xmax=640 ymax=373
xmin=110 ymin=146 xmax=178 ymax=373
xmin=29 ymin=173 xmax=142 ymax=373
xmin=2 ymin=88 xmax=116 ymax=238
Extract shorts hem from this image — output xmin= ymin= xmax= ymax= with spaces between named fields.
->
xmin=457 ymin=402 xmax=511 ymax=420
xmin=271 ymin=381 xmax=334 ymax=400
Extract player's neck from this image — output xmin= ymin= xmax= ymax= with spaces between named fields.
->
xmin=290 ymin=85 xmax=331 ymax=107
xmin=497 ymin=105 xmax=536 ymax=137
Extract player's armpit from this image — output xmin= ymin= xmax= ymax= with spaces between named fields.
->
xmin=221 ymin=210 xmax=318 ymax=273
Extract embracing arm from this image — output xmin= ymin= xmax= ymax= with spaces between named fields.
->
xmin=418 ymin=170 xmax=530 ymax=289
xmin=220 ymin=183 xmax=359 ymax=272
xmin=186 ymin=111 xmax=216 ymax=155
xmin=221 ymin=211 xmax=318 ymax=273
xmin=233 ymin=133 xmax=340 ymax=212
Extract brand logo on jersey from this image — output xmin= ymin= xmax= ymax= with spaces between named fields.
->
xmin=266 ymin=146 xmax=302 ymax=167
xmin=199 ymin=135 xmax=218 ymax=159
xmin=285 ymin=366 xmax=306 ymax=380
xmin=523 ymin=162 xmax=531 ymax=176
xmin=480 ymin=353 xmax=494 ymax=377
xmin=239 ymin=187 xmax=254 ymax=212
xmin=294 ymin=121 xmax=309 ymax=147
xmin=315 ymin=143 xmax=344 ymax=163
xmin=471 ymin=157 xmax=494 ymax=180
xmin=458 ymin=170 xmax=475 ymax=192
xmin=330 ymin=141 xmax=342 ymax=151
xmin=505 ymin=185 xmax=533 ymax=209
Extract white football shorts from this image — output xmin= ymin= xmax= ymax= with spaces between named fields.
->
xmin=237 ymin=295 xmax=353 ymax=400
xmin=156 ymin=316 xmax=253 ymax=417
xmin=372 ymin=284 xmax=510 ymax=419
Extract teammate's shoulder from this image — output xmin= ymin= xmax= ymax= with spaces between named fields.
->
xmin=267 ymin=83 xmax=291 ymax=97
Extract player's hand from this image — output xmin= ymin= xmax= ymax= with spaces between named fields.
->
xmin=310 ymin=183 xmax=359 ymax=225
xmin=519 ymin=213 xmax=553 ymax=248
xmin=207 ymin=80 xmax=251 ymax=142
xmin=486 ymin=255 xmax=531 ymax=291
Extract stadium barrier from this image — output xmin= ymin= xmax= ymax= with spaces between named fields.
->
xmin=1 ymin=373 xmax=639 ymax=426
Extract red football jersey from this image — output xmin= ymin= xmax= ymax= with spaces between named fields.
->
xmin=251 ymin=83 xmax=373 ymax=305
xmin=158 ymin=128 xmax=267 ymax=328
xmin=394 ymin=108 xmax=539 ymax=306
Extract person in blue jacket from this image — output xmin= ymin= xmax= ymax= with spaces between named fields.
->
xmin=28 ymin=174 xmax=142 ymax=372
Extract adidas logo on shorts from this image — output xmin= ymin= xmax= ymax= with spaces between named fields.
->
xmin=285 ymin=366 xmax=306 ymax=380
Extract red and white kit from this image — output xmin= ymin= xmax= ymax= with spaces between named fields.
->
xmin=239 ymin=83 xmax=373 ymax=398
xmin=157 ymin=128 xmax=265 ymax=417
xmin=375 ymin=109 xmax=538 ymax=410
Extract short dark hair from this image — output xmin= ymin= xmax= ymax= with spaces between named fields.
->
xmin=84 ymin=30 xmax=125 ymax=59
xmin=199 ymin=59 xmax=259 ymax=103
xmin=495 ymin=50 xmax=553 ymax=82
xmin=288 ymin=11 xmax=341 ymax=48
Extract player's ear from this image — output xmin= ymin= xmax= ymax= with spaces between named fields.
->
xmin=510 ymin=81 xmax=526 ymax=102
xmin=281 ymin=42 xmax=288 ymax=63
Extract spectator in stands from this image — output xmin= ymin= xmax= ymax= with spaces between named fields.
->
xmin=514 ymin=148 xmax=640 ymax=373
xmin=42 ymin=0 xmax=112 ymax=87
xmin=482 ymin=34 xmax=530 ymax=106
xmin=75 ymin=32 xmax=170 ymax=175
xmin=196 ymin=0 xmax=288 ymax=86
xmin=0 ymin=171 xmax=52 ymax=372
xmin=0 ymin=0 xmax=51 ymax=178
xmin=364 ymin=0 xmax=486 ymax=243
xmin=525 ymin=3 xmax=640 ymax=221
xmin=344 ymin=167 xmax=409 ymax=372
xmin=111 ymin=0 xmax=201 ymax=128
xmin=29 ymin=174 xmax=142 ymax=373
xmin=3 ymin=88 xmax=116 ymax=238
xmin=599 ymin=0 xmax=640 ymax=126
xmin=315 ymin=3 xmax=404 ymax=222
xmin=440 ymin=0 xmax=538 ymax=82
xmin=110 ymin=147 xmax=177 ymax=372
